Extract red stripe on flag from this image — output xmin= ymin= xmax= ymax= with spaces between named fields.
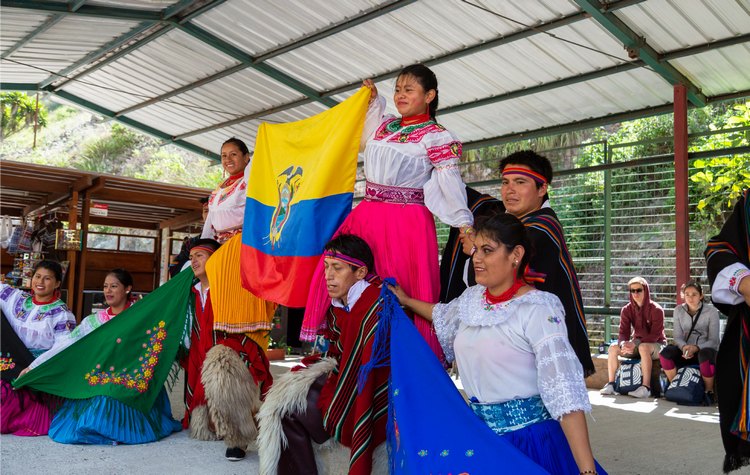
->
xmin=241 ymin=245 xmax=320 ymax=307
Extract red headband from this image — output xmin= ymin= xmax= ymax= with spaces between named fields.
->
xmin=191 ymin=245 xmax=216 ymax=256
xmin=502 ymin=166 xmax=548 ymax=185
xmin=323 ymin=250 xmax=367 ymax=269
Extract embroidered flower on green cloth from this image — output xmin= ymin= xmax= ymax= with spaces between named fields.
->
xmin=85 ymin=321 xmax=167 ymax=394
xmin=0 ymin=357 xmax=15 ymax=371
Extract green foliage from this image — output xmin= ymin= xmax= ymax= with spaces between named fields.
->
xmin=689 ymin=102 xmax=750 ymax=232
xmin=74 ymin=123 xmax=142 ymax=174
xmin=0 ymin=92 xmax=48 ymax=139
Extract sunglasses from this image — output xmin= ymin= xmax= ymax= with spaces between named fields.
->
xmin=629 ymin=288 xmax=644 ymax=294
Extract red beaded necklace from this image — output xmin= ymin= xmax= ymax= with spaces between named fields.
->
xmin=484 ymin=279 xmax=525 ymax=305
xmin=220 ymin=171 xmax=244 ymax=188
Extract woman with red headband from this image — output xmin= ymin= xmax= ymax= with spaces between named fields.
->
xmin=302 ymin=64 xmax=473 ymax=363
xmin=0 ymin=260 xmax=75 ymax=436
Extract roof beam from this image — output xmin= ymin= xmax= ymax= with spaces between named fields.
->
xmin=69 ymin=0 xmax=86 ymax=12
xmin=171 ymin=0 xmax=644 ymax=139
xmin=0 ymin=83 xmax=40 ymax=91
xmin=440 ymin=32 xmax=750 ymax=116
xmin=1 ymin=1 xmax=162 ymax=21
xmin=114 ymin=0 xmax=414 ymax=118
xmin=36 ymin=0 xmax=225 ymax=89
xmin=40 ymin=21 xmax=158 ymax=89
xmin=462 ymin=89 xmax=750 ymax=150
xmin=52 ymin=90 xmax=219 ymax=160
xmin=574 ymin=0 xmax=706 ymax=106
xmin=177 ymin=23 xmax=338 ymax=108
xmin=1 ymin=14 xmax=65 ymax=60
xmin=159 ymin=211 xmax=202 ymax=230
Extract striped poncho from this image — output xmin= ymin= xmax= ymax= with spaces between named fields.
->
xmin=318 ymin=282 xmax=388 ymax=475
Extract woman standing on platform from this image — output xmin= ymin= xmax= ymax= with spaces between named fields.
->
xmin=24 ymin=268 xmax=182 ymax=445
xmin=202 ymin=138 xmax=251 ymax=243
xmin=302 ymin=64 xmax=474 ymax=362
xmin=0 ymin=260 xmax=75 ymax=436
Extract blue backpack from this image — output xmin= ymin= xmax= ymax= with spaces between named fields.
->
xmin=614 ymin=360 xmax=642 ymax=395
xmin=664 ymin=366 xmax=705 ymax=406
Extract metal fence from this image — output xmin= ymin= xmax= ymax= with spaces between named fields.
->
xmin=354 ymin=125 xmax=749 ymax=352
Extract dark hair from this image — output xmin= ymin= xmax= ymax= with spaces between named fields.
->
xmin=681 ymin=280 xmax=703 ymax=296
xmin=33 ymin=260 xmax=63 ymax=282
xmin=397 ymin=64 xmax=439 ymax=120
xmin=221 ymin=137 xmax=250 ymax=156
xmin=499 ymin=150 xmax=554 ymax=188
xmin=199 ymin=196 xmax=210 ymax=205
xmin=107 ymin=268 xmax=134 ymax=296
xmin=473 ymin=213 xmax=531 ymax=280
xmin=324 ymin=234 xmax=375 ymax=274
xmin=189 ymin=238 xmax=221 ymax=254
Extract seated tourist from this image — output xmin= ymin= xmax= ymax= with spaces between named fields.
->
xmin=258 ymin=234 xmax=388 ymax=475
xmin=0 ymin=260 xmax=75 ymax=436
xmin=600 ymin=276 xmax=666 ymax=398
xmin=659 ymin=280 xmax=720 ymax=404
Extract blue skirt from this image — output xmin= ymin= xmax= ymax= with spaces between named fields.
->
xmin=49 ymin=388 xmax=181 ymax=445
xmin=503 ymin=419 xmax=607 ymax=475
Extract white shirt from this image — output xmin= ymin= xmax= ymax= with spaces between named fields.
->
xmin=201 ymin=161 xmax=251 ymax=240
xmin=432 ymin=286 xmax=590 ymax=420
xmin=0 ymin=283 xmax=75 ymax=351
xmin=361 ymin=95 xmax=472 ymax=227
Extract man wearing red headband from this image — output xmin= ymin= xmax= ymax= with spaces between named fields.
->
xmin=182 ymin=238 xmax=273 ymax=462
xmin=441 ymin=151 xmax=594 ymax=377
xmin=258 ymin=234 xmax=388 ymax=475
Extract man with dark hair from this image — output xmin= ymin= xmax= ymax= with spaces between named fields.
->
xmin=258 ymin=234 xmax=388 ymax=475
xmin=183 ymin=238 xmax=273 ymax=462
xmin=440 ymin=150 xmax=594 ymax=376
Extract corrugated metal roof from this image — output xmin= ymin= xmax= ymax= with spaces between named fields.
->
xmin=1 ymin=0 xmax=749 ymax=160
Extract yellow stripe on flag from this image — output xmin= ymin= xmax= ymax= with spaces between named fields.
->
xmin=247 ymin=87 xmax=370 ymax=206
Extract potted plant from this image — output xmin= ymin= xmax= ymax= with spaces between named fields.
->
xmin=266 ymin=335 xmax=287 ymax=361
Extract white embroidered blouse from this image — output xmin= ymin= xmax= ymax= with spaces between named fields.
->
xmin=201 ymin=161 xmax=251 ymax=240
xmin=432 ymin=286 xmax=591 ymax=420
xmin=0 ymin=284 xmax=75 ymax=351
xmin=362 ymin=95 xmax=472 ymax=227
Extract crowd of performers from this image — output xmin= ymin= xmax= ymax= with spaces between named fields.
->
xmin=1 ymin=62 xmax=749 ymax=475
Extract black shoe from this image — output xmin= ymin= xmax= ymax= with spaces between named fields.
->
xmin=225 ymin=447 xmax=246 ymax=461
xmin=705 ymin=391 xmax=716 ymax=406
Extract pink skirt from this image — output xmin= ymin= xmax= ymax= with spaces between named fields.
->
xmin=302 ymin=199 xmax=444 ymax=361
xmin=0 ymin=381 xmax=53 ymax=436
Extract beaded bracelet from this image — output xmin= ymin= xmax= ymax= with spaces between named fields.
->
xmin=580 ymin=470 xmax=597 ymax=474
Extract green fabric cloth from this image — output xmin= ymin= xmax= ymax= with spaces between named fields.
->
xmin=14 ymin=269 xmax=195 ymax=414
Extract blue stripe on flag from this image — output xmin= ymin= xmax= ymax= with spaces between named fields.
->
xmin=242 ymin=193 xmax=352 ymax=257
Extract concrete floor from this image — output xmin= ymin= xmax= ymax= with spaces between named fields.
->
xmin=2 ymin=357 xmax=749 ymax=474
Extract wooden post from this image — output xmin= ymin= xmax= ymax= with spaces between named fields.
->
xmin=674 ymin=84 xmax=690 ymax=304
xmin=74 ymin=192 xmax=92 ymax=319
xmin=65 ymin=190 xmax=78 ymax=310
xmin=33 ymin=93 xmax=39 ymax=149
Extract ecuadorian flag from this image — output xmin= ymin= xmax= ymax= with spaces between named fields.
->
xmin=241 ymin=87 xmax=370 ymax=306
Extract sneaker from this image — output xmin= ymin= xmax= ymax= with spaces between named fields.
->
xmin=225 ymin=447 xmax=246 ymax=461
xmin=600 ymin=382 xmax=616 ymax=395
xmin=628 ymin=385 xmax=651 ymax=398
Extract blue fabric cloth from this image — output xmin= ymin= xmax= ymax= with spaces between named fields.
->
xmin=503 ymin=419 xmax=607 ymax=475
xmin=49 ymin=388 xmax=180 ymax=445
xmin=471 ymin=395 xmax=552 ymax=435
xmin=376 ymin=280 xmax=547 ymax=474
